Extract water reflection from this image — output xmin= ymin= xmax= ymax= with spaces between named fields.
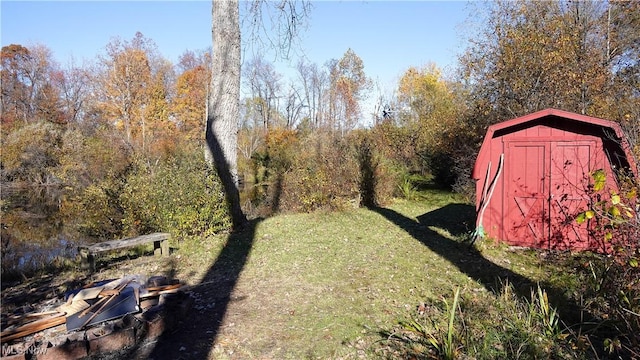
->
xmin=1 ymin=181 xmax=81 ymax=275
xmin=19 ymin=239 xmax=78 ymax=268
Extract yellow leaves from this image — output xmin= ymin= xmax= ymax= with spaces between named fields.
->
xmin=330 ymin=48 xmax=371 ymax=127
xmin=172 ymin=67 xmax=208 ymax=141
xmin=611 ymin=194 xmax=621 ymax=205
xmin=576 ymin=211 xmax=588 ymax=224
xmin=398 ymin=64 xmax=444 ymax=97
xmin=625 ymin=187 xmax=637 ymax=199
xmin=467 ymin=0 xmax=614 ymax=116
xmin=97 ymin=33 xmax=177 ymax=153
xmin=576 ymin=169 xmax=640 ymax=255
xmin=398 ymin=64 xmax=448 ymax=108
xmin=609 ymin=205 xmax=621 ymax=218
xmin=592 ymin=169 xmax=607 ymax=191
xmin=396 ymin=64 xmax=457 ymax=154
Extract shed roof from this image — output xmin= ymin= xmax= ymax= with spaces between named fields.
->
xmin=472 ymin=108 xmax=636 ymax=179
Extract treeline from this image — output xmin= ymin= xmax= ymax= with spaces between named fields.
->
xmin=1 ymin=1 xmax=639 ymax=272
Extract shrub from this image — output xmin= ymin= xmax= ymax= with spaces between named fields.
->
xmin=120 ymin=148 xmax=231 ymax=238
xmin=243 ymin=125 xmax=408 ymax=214
xmin=57 ymin=127 xmax=133 ymax=240
xmin=350 ymin=128 xmax=403 ymax=205
xmin=423 ymin=150 xmax=457 ymax=190
xmin=242 ymin=128 xmax=300 ymax=214
xmin=72 ymin=178 xmax=127 ymax=239
xmin=1 ymin=122 xmax=64 ymax=183
xmin=279 ymin=131 xmax=361 ymax=212
xmin=368 ymin=122 xmax=420 ymax=174
xmin=575 ymin=169 xmax=640 ymax=357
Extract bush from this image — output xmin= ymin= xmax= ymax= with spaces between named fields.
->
xmin=350 ymin=128 xmax=403 ymax=206
xmin=240 ymin=118 xmax=438 ymax=214
xmin=57 ymin=127 xmax=133 ymax=240
xmin=242 ymin=124 xmax=416 ymax=214
xmin=1 ymin=122 xmax=64 ymax=183
xmin=242 ymin=128 xmax=299 ymax=214
xmin=72 ymin=178 xmax=127 ymax=239
xmin=574 ymin=169 xmax=640 ymax=357
xmin=423 ymin=150 xmax=457 ymax=190
xmin=120 ymin=148 xmax=231 ymax=238
xmin=278 ymin=131 xmax=361 ymax=212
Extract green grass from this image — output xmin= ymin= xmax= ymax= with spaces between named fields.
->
xmin=3 ymin=190 xmax=595 ymax=359
xmin=156 ymin=192 xmax=586 ymax=359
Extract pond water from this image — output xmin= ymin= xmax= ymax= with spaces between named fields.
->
xmin=1 ymin=182 xmax=89 ymax=275
xmin=24 ymin=239 xmax=77 ymax=265
xmin=2 ymin=236 xmax=82 ymax=275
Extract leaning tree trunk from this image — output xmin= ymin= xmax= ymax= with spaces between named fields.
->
xmin=206 ymin=0 xmax=246 ymax=230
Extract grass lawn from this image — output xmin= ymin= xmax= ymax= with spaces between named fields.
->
xmin=143 ymin=189 xmax=583 ymax=359
xmin=2 ymin=189 xmax=590 ymax=359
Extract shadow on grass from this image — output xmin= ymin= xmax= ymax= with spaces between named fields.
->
xmin=417 ymin=203 xmax=476 ymax=238
xmin=145 ymin=218 xmax=260 ymax=360
xmin=372 ymin=205 xmax=584 ymax=325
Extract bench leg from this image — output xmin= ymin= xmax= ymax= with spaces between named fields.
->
xmin=154 ymin=239 xmax=169 ymax=256
xmin=79 ymin=248 xmax=96 ymax=272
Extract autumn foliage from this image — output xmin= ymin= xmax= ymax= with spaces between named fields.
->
xmin=0 ymin=35 xmax=226 ymax=277
xmin=3 ymin=1 xmax=639 ymax=243
xmin=1 ymin=7 xmax=639 ymax=356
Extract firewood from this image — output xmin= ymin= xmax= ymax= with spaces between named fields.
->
xmin=140 ymin=285 xmax=187 ymax=299
xmin=145 ymin=283 xmax=182 ymax=292
xmin=0 ymin=313 xmax=66 ymax=343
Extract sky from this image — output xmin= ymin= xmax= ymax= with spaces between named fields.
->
xmin=1 ymin=0 xmax=475 ymax=116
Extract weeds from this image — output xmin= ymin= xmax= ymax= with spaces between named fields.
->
xmin=378 ymin=283 xmax=581 ymax=359
xmin=439 ymin=287 xmax=461 ymax=360
xmin=398 ymin=176 xmax=420 ymax=201
xmin=535 ymin=286 xmax=559 ymax=337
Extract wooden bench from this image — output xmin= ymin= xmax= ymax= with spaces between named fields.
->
xmin=78 ymin=233 xmax=170 ymax=272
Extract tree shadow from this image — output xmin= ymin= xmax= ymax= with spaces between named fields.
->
xmin=416 ymin=203 xmax=476 ymax=238
xmin=371 ymin=205 xmax=584 ymax=325
xmin=144 ymin=218 xmax=259 ymax=360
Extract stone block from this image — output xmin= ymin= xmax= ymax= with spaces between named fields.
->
xmin=144 ymin=314 xmax=166 ymax=340
xmin=88 ymin=327 xmax=135 ymax=354
xmin=38 ymin=340 xmax=88 ymax=360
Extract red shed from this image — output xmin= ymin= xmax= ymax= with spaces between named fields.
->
xmin=472 ymin=108 xmax=636 ymax=251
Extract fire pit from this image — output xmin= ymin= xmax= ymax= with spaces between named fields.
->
xmin=1 ymin=275 xmax=192 ymax=359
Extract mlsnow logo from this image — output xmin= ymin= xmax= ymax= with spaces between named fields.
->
xmin=2 ymin=343 xmax=48 ymax=356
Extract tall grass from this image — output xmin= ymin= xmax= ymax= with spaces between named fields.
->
xmin=378 ymin=283 xmax=583 ymax=359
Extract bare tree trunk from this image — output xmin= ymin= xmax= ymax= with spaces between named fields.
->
xmin=207 ymin=0 xmax=246 ymax=230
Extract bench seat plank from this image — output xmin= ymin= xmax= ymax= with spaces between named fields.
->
xmin=78 ymin=233 xmax=170 ymax=271
xmin=83 ymin=233 xmax=170 ymax=254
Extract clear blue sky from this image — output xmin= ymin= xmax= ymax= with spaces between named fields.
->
xmin=1 ymin=0 xmax=473 ymax=107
